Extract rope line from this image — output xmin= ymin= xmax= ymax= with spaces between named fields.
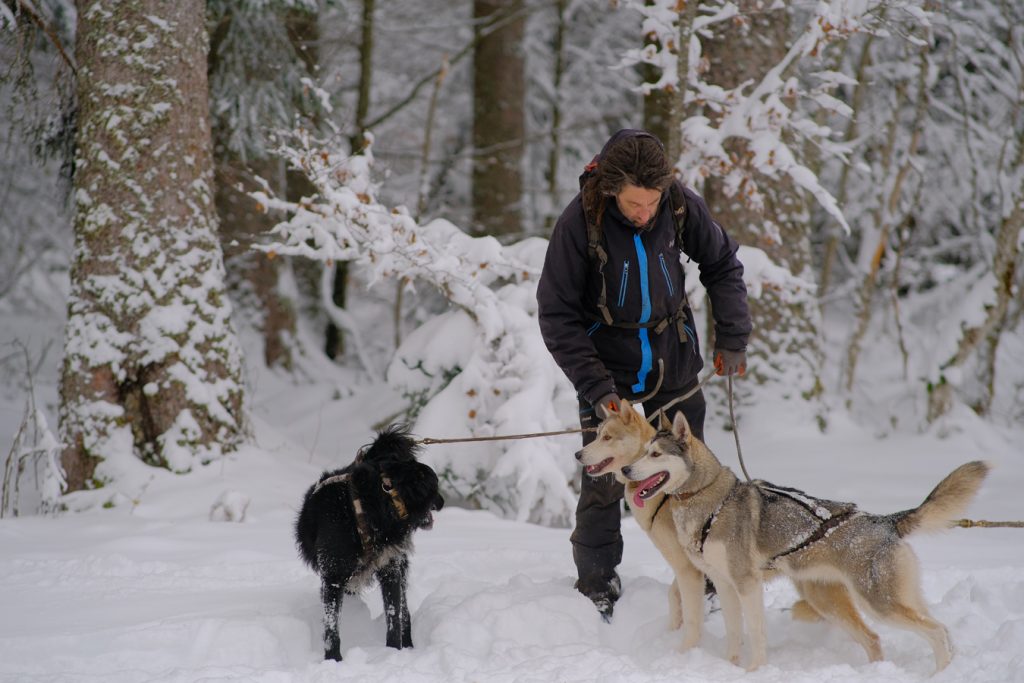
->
xmin=645 ymin=369 xmax=718 ymax=424
xmin=954 ymin=519 xmax=1024 ymax=528
xmin=415 ymin=369 xmax=720 ymax=446
xmin=415 ymin=426 xmax=594 ymax=446
xmin=727 ymin=374 xmax=752 ymax=482
xmin=409 ymin=373 xmax=1023 ymax=533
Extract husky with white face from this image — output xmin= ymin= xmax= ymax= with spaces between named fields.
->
xmin=623 ymin=411 xmax=988 ymax=673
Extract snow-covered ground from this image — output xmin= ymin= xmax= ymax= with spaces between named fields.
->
xmin=0 ymin=264 xmax=1022 ymax=683
xmin=2 ymin=311 xmax=1023 ymax=683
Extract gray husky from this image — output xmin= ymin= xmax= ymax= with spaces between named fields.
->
xmin=622 ymin=411 xmax=989 ymax=673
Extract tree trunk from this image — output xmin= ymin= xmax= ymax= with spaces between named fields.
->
xmin=283 ymin=3 xmax=328 ymax=357
xmin=843 ymin=46 xmax=930 ymax=393
xmin=819 ymin=33 xmax=875 ymax=303
xmin=927 ymin=180 xmax=1023 ymax=421
xmin=60 ymin=0 xmax=246 ymax=491
xmin=642 ymin=0 xmax=700 ymax=164
xmin=701 ymin=2 xmax=823 ymax=398
xmin=323 ymin=0 xmax=377 ymax=361
xmin=472 ymin=0 xmax=525 ymax=238
xmin=642 ymin=46 xmax=673 ymax=151
xmin=545 ymin=0 xmax=567 ymax=226
xmin=214 ymin=156 xmax=296 ymax=369
xmin=209 ymin=6 xmax=304 ymax=371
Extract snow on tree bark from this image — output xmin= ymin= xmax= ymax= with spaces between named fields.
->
xmin=700 ymin=4 xmax=824 ymax=399
xmin=60 ymin=0 xmax=246 ymax=490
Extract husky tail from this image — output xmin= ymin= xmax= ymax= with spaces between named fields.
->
xmin=893 ymin=461 xmax=990 ymax=537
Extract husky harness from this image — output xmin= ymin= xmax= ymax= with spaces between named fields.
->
xmin=679 ymin=477 xmax=859 ymax=565
xmin=757 ymin=482 xmax=858 ymax=569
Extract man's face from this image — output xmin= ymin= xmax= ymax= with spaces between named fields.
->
xmin=614 ymin=184 xmax=662 ymax=230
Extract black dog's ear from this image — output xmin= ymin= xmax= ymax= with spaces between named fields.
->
xmin=362 ymin=424 xmax=418 ymax=462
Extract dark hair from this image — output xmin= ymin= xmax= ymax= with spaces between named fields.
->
xmin=582 ymin=134 xmax=674 ymax=227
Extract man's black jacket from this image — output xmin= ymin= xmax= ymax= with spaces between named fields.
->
xmin=537 ymin=158 xmax=751 ymax=407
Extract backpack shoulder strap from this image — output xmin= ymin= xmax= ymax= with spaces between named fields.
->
xmin=577 ymin=155 xmax=615 ymax=325
xmin=668 ymin=180 xmax=687 ymax=248
xmin=584 ymin=202 xmax=615 ymax=326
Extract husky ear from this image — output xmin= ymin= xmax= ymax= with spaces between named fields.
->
xmin=657 ymin=409 xmax=669 ymax=431
xmin=671 ymin=411 xmax=692 ymax=442
xmin=619 ymin=398 xmax=634 ymax=422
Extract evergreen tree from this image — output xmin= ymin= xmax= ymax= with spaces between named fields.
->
xmin=60 ymin=0 xmax=246 ymax=490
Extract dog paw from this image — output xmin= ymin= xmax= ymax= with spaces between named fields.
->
xmin=678 ymin=629 xmax=700 ymax=651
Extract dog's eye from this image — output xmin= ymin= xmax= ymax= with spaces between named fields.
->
xmin=381 ymin=480 xmax=393 ymax=492
xmin=650 ymin=451 xmax=660 ymax=458
xmin=602 ymin=434 xmax=611 ymax=441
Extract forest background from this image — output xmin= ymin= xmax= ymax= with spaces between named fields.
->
xmin=1 ymin=0 xmax=1022 ymax=526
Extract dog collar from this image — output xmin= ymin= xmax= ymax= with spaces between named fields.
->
xmin=381 ymin=476 xmax=409 ymax=520
xmin=312 ymin=471 xmax=411 ymax=549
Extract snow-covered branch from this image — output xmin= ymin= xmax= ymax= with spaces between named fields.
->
xmin=258 ymin=132 xmax=578 ymax=526
xmin=256 ymin=132 xmax=535 ymax=343
xmin=620 ymin=0 xmax=917 ymax=233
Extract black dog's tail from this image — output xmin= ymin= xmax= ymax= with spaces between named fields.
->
xmin=295 ymin=483 xmax=321 ymax=569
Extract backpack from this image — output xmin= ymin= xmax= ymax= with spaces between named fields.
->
xmin=581 ymin=166 xmax=690 ymax=336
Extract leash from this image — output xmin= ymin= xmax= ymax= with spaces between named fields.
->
xmin=641 ymin=369 xmax=750 ymax=482
xmin=954 ymin=519 xmax=1024 ymax=528
xmin=415 ymin=426 xmax=595 ymax=446
xmin=644 ymin=369 xmax=717 ymax=424
xmin=727 ymin=374 xmax=752 ymax=482
xmin=415 ymin=367 xmax=720 ymax=447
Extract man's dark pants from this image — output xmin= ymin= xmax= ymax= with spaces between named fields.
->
xmin=571 ymin=384 xmax=707 ymax=598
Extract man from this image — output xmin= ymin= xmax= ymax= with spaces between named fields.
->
xmin=536 ymin=129 xmax=752 ymax=620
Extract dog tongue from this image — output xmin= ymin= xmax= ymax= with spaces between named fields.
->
xmin=632 ymin=472 xmax=665 ymax=509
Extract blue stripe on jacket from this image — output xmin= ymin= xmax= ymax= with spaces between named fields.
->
xmin=631 ymin=233 xmax=653 ymax=394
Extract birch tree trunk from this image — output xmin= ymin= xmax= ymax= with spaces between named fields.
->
xmin=927 ymin=176 xmax=1023 ymax=422
xmin=843 ymin=45 xmax=930 ymax=393
xmin=60 ymin=0 xmax=246 ymax=491
xmin=472 ymin=0 xmax=524 ymax=237
xmin=702 ymin=2 xmax=824 ymax=399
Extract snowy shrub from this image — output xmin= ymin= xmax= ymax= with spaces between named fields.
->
xmin=1 ymin=348 xmax=63 ymax=518
xmin=258 ymin=133 xmax=579 ymax=526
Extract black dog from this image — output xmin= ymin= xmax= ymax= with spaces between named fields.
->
xmin=295 ymin=425 xmax=444 ymax=661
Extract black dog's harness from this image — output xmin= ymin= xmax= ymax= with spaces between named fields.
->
xmin=312 ymin=448 xmax=410 ymax=550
